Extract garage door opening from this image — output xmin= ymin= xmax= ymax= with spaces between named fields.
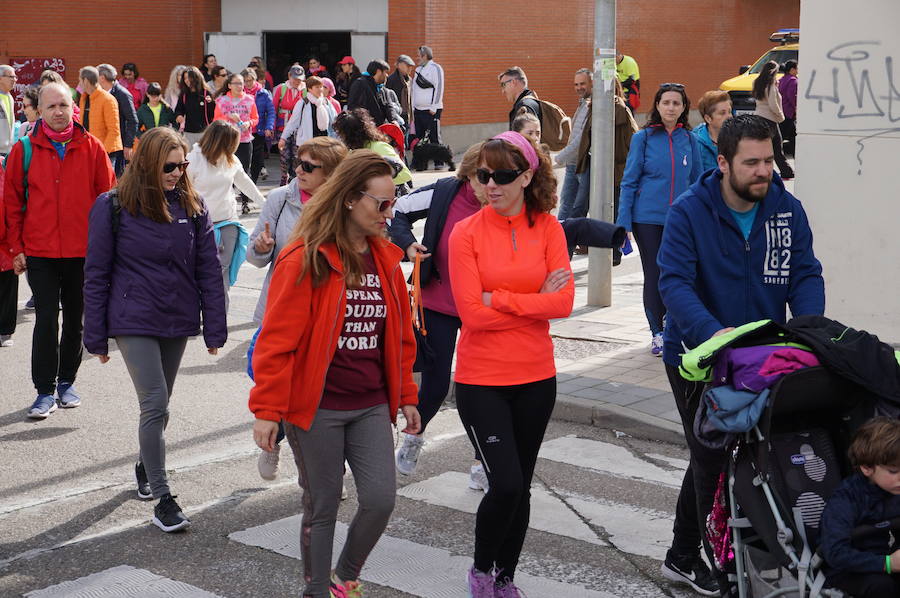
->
xmin=265 ymin=31 xmax=352 ymax=85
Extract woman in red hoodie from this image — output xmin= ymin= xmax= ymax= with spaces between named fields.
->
xmin=449 ymin=131 xmax=574 ymax=598
xmin=0 ymin=163 xmax=19 ymax=347
xmin=250 ymin=150 xmax=420 ymax=598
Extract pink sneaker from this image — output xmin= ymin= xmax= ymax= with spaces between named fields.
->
xmin=495 ymin=579 xmax=527 ymax=597
xmin=467 ymin=566 xmax=496 ymax=598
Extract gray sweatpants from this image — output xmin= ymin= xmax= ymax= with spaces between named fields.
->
xmin=284 ymin=403 xmax=396 ymax=598
xmin=216 ymin=222 xmax=238 ymax=312
xmin=117 ymin=335 xmax=188 ymax=498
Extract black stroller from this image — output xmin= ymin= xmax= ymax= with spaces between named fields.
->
xmin=723 ymin=366 xmax=877 ymax=597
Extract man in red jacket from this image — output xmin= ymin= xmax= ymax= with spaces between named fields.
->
xmin=4 ymin=83 xmax=116 ymax=419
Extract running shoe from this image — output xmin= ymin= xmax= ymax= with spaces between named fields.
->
xmin=25 ymin=296 xmax=35 ymax=310
xmin=660 ymin=554 xmax=719 ymax=596
xmin=27 ymin=394 xmax=58 ymax=419
xmin=343 ymin=580 xmax=364 ymax=598
xmin=495 ymin=579 xmax=527 ymax=597
xmin=57 ymin=382 xmax=82 ymax=408
xmin=395 ymin=432 xmax=425 ymax=476
xmin=467 ymin=566 xmax=496 ymax=598
xmin=135 ymin=461 xmax=153 ymax=500
xmin=0 ymin=334 xmax=13 ymax=347
xmin=328 ymin=581 xmax=348 ymax=598
xmin=651 ymin=332 xmax=664 ymax=357
xmin=257 ymin=444 xmax=281 ymax=481
xmin=469 ymin=463 xmax=489 ymax=493
xmin=153 ymin=494 xmax=191 ymax=533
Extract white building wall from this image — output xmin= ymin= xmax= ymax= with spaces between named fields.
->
xmin=797 ymin=0 xmax=900 ymax=342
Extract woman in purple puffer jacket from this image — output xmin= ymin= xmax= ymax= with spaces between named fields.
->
xmin=83 ymin=127 xmax=227 ymax=534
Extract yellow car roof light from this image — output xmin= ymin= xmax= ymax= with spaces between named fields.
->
xmin=769 ymin=29 xmax=799 ymax=45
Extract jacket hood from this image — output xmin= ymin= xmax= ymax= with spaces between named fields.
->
xmin=689 ymin=167 xmax=790 ymax=257
xmin=694 ymin=124 xmax=715 ymax=151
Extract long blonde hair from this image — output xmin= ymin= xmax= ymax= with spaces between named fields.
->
xmin=292 ymin=150 xmax=393 ymax=287
xmin=117 ymin=127 xmax=203 ymax=222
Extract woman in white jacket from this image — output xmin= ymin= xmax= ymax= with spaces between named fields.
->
xmin=752 ymin=60 xmax=794 ymax=179
xmin=186 ymin=120 xmax=265 ymax=310
xmin=276 ymin=76 xmax=335 ymax=159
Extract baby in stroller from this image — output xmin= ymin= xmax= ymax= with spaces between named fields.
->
xmin=820 ymin=417 xmax=900 ymax=597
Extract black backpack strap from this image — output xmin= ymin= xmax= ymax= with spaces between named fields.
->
xmin=109 ymin=189 xmax=122 ymax=236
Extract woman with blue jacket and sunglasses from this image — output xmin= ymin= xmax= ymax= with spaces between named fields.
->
xmin=616 ymin=83 xmax=702 ymax=356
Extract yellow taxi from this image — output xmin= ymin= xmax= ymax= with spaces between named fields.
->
xmin=719 ymin=29 xmax=799 ymax=114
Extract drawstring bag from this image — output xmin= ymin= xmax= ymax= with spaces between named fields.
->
xmin=410 ymin=252 xmax=434 ymax=372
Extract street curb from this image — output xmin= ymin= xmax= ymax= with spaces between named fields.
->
xmin=553 ymin=394 xmax=685 ymax=445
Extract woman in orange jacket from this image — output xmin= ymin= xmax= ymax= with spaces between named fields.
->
xmin=449 ymin=131 xmax=574 ymax=598
xmin=249 ymin=150 xmax=420 ymax=598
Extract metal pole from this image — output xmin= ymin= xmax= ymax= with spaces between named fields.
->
xmin=587 ymin=0 xmax=616 ymax=306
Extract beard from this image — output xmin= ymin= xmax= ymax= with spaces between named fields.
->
xmin=728 ymin=171 xmax=771 ymax=203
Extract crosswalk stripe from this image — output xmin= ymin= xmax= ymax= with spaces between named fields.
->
xmin=540 ymin=435 xmax=685 ymax=488
xmin=230 ymin=517 xmax=619 ymax=598
xmin=564 ymin=495 xmax=673 ymax=561
xmin=24 ymin=565 xmax=224 ymax=598
xmin=398 ymin=471 xmax=608 ymax=546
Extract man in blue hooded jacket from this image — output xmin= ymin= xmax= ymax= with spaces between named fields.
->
xmin=656 ymin=114 xmax=825 ymax=596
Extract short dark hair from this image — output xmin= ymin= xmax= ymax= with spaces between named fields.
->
xmin=783 ymin=59 xmax=798 ymax=73
xmin=22 ymin=86 xmax=39 ymax=109
xmin=849 ymin=417 xmax=900 ymax=469
xmin=717 ymin=114 xmax=774 ymax=164
xmin=122 ymin=62 xmax=139 ymax=77
xmin=366 ymin=60 xmax=390 ymax=75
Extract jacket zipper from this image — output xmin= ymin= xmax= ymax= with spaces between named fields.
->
xmin=668 ymin=131 xmax=675 ymax=205
xmin=508 ymin=219 xmax=518 ymax=251
xmin=387 ymin=262 xmax=404 ymax=410
xmin=744 ymin=238 xmax=751 ymax=324
xmin=311 ymin=273 xmax=346 ymax=415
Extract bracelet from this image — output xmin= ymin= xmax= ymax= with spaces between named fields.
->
xmin=887 ymin=554 xmax=892 ymax=574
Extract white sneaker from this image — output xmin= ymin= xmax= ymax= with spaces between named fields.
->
xmin=469 ymin=463 xmax=489 ymax=493
xmin=651 ymin=332 xmax=664 ymax=357
xmin=0 ymin=335 xmax=12 ymax=347
xmin=257 ymin=444 xmax=281 ymax=480
xmin=395 ymin=433 xmax=425 ymax=476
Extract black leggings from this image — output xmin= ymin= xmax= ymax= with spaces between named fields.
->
xmin=0 ymin=270 xmax=18 ymax=335
xmin=235 ymin=141 xmax=252 ymax=173
xmin=249 ymin=134 xmax=267 ymax=183
xmin=456 ymin=377 xmax=556 ymax=582
xmin=765 ymin=119 xmax=794 ymax=178
xmin=631 ymin=222 xmax=666 ymax=335
xmin=416 ymin=308 xmax=461 ymax=433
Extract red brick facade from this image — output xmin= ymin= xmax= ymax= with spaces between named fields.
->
xmin=388 ymin=0 xmax=800 ymax=125
xmin=1 ymin=1 xmax=797 ymax=126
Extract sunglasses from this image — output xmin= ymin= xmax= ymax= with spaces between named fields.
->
xmin=659 ymin=82 xmax=685 ymax=90
xmin=475 ymin=168 xmax=525 ymax=186
xmin=298 ymin=160 xmax=322 ymax=173
xmin=163 ymin=161 xmax=189 ymax=174
xmin=360 ymin=191 xmax=396 ymax=213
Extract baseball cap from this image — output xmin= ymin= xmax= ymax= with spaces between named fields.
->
xmin=397 ymin=55 xmax=415 ymax=66
xmin=337 ymin=56 xmax=356 ymax=65
xmin=289 ymin=65 xmax=305 ymax=80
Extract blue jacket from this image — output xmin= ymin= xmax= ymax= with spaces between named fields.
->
xmin=820 ymin=472 xmax=900 ymax=579
xmin=657 ymin=169 xmax=825 ymax=367
xmin=693 ymin=124 xmax=718 ymax=173
xmin=253 ymin=88 xmax=275 ymax=135
xmin=616 ymin=124 xmax=702 ymax=230
xmin=82 ymin=190 xmax=228 ymax=355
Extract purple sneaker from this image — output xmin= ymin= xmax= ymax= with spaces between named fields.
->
xmin=467 ymin=566 xmax=496 ymax=598
xmin=495 ymin=580 xmax=527 ymax=597
xmin=651 ymin=332 xmax=664 ymax=357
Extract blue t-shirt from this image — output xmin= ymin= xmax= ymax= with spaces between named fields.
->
xmin=729 ymin=203 xmax=759 ymax=240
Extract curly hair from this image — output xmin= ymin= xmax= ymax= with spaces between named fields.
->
xmin=332 ymin=108 xmax=388 ymax=150
xmin=478 ymin=137 xmax=557 ymax=226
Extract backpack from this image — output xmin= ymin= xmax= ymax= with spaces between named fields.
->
xmin=108 ymin=189 xmax=202 ymax=237
xmin=3 ymin=134 xmax=33 ymax=210
xmin=537 ymin=97 xmax=572 ymax=151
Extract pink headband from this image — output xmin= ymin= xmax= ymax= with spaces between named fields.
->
xmin=492 ymin=131 xmax=539 ymax=171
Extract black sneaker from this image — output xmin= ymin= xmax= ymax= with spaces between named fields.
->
xmin=135 ymin=461 xmax=152 ymax=500
xmin=152 ymin=494 xmax=191 ymax=533
xmin=661 ymin=554 xmax=719 ymax=596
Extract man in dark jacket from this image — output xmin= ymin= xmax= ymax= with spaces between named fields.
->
xmin=98 ymin=63 xmax=138 ymax=176
xmin=499 ymin=66 xmax=541 ymax=130
xmin=347 ymin=59 xmax=390 ymax=126
xmin=4 ymin=83 xmax=117 ymax=419
xmin=386 ymin=55 xmax=414 ymax=131
xmin=656 ymin=114 xmax=825 ymax=596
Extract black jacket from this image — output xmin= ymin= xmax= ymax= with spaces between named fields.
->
xmin=348 ymin=75 xmax=388 ymax=126
xmin=509 ymin=88 xmax=541 ymax=130
xmin=386 ymin=70 xmax=411 ymax=124
xmin=174 ymin=89 xmax=215 ymax=133
xmin=387 ymin=176 xmax=463 ymax=286
xmin=109 ymin=82 xmax=138 ymax=149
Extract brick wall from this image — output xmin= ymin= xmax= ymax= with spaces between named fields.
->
xmin=0 ymin=1 xmax=220 ymax=88
xmin=388 ymin=0 xmax=799 ymax=126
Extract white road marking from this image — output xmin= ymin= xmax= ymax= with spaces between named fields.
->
xmin=230 ymin=517 xmax=619 ymax=598
xmin=540 ymin=436 xmax=685 ymax=488
xmin=564 ymin=495 xmax=673 ymax=561
xmin=647 ymin=453 xmax=689 ymax=472
xmin=25 ymin=565 xmax=224 ymax=597
xmin=398 ymin=471 xmax=607 ymax=546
